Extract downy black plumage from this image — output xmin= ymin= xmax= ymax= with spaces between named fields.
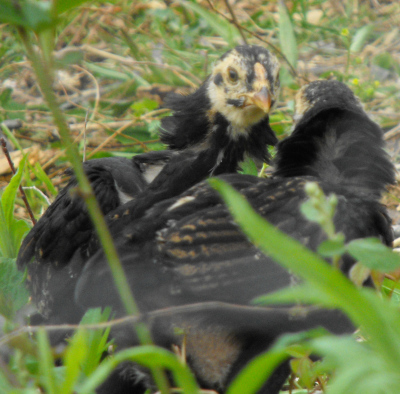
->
xmin=104 ymin=44 xmax=280 ymax=228
xmin=76 ymin=80 xmax=394 ymax=393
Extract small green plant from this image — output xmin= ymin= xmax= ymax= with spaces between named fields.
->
xmin=211 ymin=178 xmax=400 ymax=393
xmin=0 ymin=155 xmax=31 ymax=259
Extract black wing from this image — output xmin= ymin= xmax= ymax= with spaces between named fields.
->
xmin=76 ymin=174 xmax=392 ymax=314
xmin=75 ymin=173 xmax=391 ymax=393
xmin=17 ymin=157 xmax=149 ymax=317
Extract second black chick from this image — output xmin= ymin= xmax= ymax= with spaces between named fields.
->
xmin=76 ymin=80 xmax=395 ymax=393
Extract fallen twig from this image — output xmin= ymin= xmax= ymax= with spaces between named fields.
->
xmin=384 ymin=123 xmax=400 ymax=141
xmin=223 ymin=0 xmax=248 ymax=44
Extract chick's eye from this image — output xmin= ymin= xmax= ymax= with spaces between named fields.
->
xmin=228 ymin=67 xmax=239 ymax=83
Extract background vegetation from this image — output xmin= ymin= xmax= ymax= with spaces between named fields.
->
xmin=0 ymin=0 xmax=400 ymax=393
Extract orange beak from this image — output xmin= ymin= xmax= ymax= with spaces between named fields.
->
xmin=241 ymin=86 xmax=272 ymax=113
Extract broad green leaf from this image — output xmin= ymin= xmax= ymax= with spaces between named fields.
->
xmin=317 ymin=236 xmax=345 ymax=257
xmin=350 ymin=25 xmax=374 ymax=53
xmin=310 ymin=335 xmax=400 ymax=394
xmin=240 ymin=157 xmax=258 ymax=176
xmin=347 ymin=238 xmax=400 ymax=272
xmin=0 ymin=257 xmax=29 ymax=319
xmin=180 ymin=1 xmax=240 ymax=46
xmin=131 ymin=98 xmax=159 ymax=117
xmin=0 ymin=0 xmax=55 ymax=32
xmin=22 ymin=1 xmax=54 ymax=32
xmin=9 ymin=218 xmax=31 ymax=255
xmin=278 ymin=0 xmax=298 ymax=69
xmin=0 ymin=0 xmax=26 ymax=26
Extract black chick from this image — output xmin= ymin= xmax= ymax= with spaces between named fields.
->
xmin=75 ymin=80 xmax=394 ymax=393
xmin=104 ymin=44 xmax=280 ymax=229
xmin=17 ymin=45 xmax=281 ymax=323
xmin=16 ymin=156 xmax=161 ymax=320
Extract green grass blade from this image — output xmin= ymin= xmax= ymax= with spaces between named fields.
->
xmin=226 ymin=349 xmax=288 ymax=394
xmin=228 ymin=330 xmax=326 ymax=394
xmin=1 ymin=155 xmax=27 ymax=229
xmin=54 ymin=0 xmax=92 ymax=16
xmin=84 ymin=62 xmax=133 ymax=82
xmin=79 ymin=308 xmax=112 ymax=375
xmin=61 ymin=329 xmax=88 ymax=394
xmin=180 ymin=1 xmax=240 ymax=46
xmin=350 ymin=25 xmax=374 ymax=53
xmin=37 ymin=328 xmax=58 ymax=394
xmin=77 ymin=346 xmax=199 ymax=394
xmin=278 ymin=0 xmax=298 ymax=69
xmin=0 ymin=155 xmax=29 ymax=257
xmin=0 ymin=204 xmax=12 ymax=258
xmin=33 ymin=162 xmax=58 ymax=197
xmin=1 ymin=124 xmax=23 ymax=151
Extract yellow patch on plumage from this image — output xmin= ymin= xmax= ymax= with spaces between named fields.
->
xmin=167 ymin=196 xmax=196 ymax=211
xmin=293 ymin=86 xmax=312 ymax=124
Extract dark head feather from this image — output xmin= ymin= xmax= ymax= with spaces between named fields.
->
xmin=275 ymin=80 xmax=395 ymax=197
xmin=160 ymin=81 xmax=211 ymax=150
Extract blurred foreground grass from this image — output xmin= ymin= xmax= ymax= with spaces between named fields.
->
xmin=0 ymin=1 xmax=400 ymax=393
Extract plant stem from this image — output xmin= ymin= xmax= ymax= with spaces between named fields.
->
xmin=17 ymin=27 xmax=169 ymax=393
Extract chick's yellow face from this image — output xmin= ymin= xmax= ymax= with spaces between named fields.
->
xmin=207 ymin=46 xmax=280 ymax=130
